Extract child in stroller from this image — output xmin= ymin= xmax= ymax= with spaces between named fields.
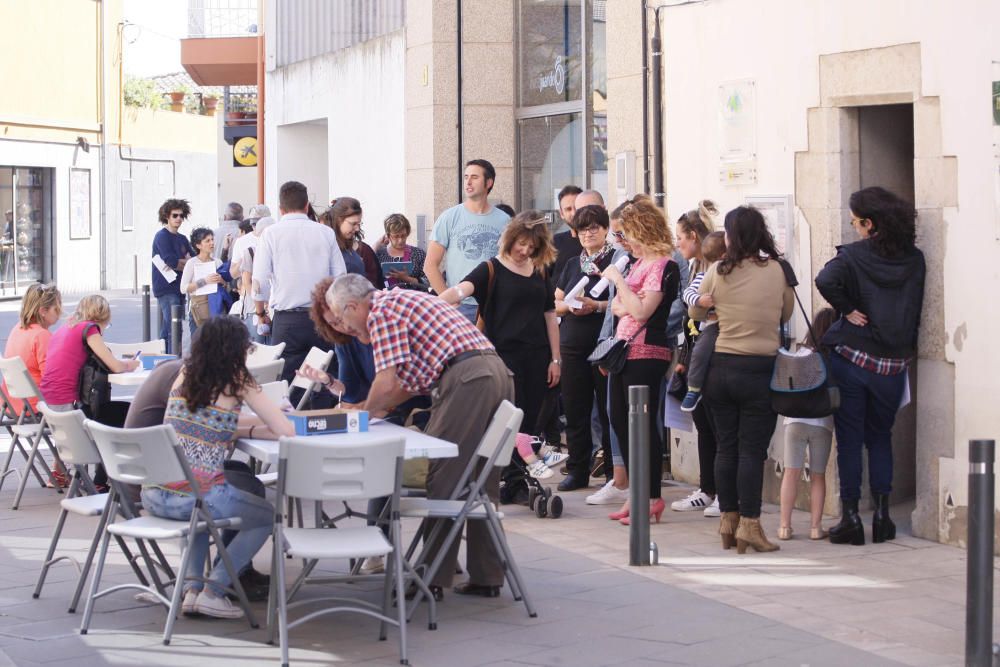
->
xmin=500 ymin=433 xmax=568 ymax=518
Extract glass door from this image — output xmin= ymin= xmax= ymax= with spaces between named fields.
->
xmin=0 ymin=167 xmax=53 ymax=296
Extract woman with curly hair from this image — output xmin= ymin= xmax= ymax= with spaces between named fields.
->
xmin=599 ymin=195 xmax=680 ymax=523
xmin=140 ymin=317 xmax=294 ymax=619
xmin=690 ymin=206 xmax=793 ymax=553
xmin=815 ymin=186 xmax=925 ymax=546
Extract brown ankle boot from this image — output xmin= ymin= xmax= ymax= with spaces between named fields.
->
xmin=719 ymin=511 xmax=739 ymax=550
xmin=735 ymin=517 xmax=780 ymax=554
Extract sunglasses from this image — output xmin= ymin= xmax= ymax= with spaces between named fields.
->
xmin=523 ymin=217 xmax=549 ymax=228
xmin=610 ymin=230 xmax=627 ymax=241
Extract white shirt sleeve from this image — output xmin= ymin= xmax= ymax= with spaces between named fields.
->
xmin=179 ymin=258 xmax=196 ymax=294
xmin=252 ymin=230 xmax=274 ymax=304
xmin=328 ymin=229 xmax=347 ymax=278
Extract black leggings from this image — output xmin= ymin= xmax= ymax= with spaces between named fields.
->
xmin=691 ymin=402 xmax=717 ymax=496
xmin=498 ymin=346 xmax=550 ymax=437
xmin=610 ymin=358 xmax=669 ymax=499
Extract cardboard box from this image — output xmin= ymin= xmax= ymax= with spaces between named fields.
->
xmin=286 ymin=409 xmax=369 ymax=435
xmin=140 ymin=354 xmax=178 ymax=370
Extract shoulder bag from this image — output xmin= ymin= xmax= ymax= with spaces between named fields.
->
xmin=587 ymin=321 xmax=649 ymax=375
xmin=77 ymin=323 xmax=112 ymax=419
xmin=770 ymin=260 xmax=840 ymax=418
xmin=474 ymin=258 xmax=497 ymax=332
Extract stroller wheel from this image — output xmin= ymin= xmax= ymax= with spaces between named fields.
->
xmin=528 ymin=489 xmax=539 ymax=511
xmin=542 ymin=487 xmax=553 ymax=500
xmin=547 ymin=495 xmax=563 ymax=519
xmin=535 ymin=498 xmax=548 ymax=518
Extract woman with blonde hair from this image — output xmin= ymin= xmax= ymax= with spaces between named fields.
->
xmin=600 ymin=195 xmax=680 ymax=524
xmin=440 ymin=210 xmax=561 ymax=466
xmin=3 ymin=283 xmax=62 ymax=414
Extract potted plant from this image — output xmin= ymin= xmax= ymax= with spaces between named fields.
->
xmin=168 ymin=91 xmax=185 ymax=112
xmin=203 ymin=95 xmax=219 ymax=116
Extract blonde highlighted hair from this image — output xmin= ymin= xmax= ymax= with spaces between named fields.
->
xmin=19 ymin=283 xmax=61 ymax=328
xmin=620 ymin=194 xmax=674 ymax=255
xmin=499 ymin=210 xmax=557 ymax=271
xmin=72 ymin=294 xmax=111 ymax=327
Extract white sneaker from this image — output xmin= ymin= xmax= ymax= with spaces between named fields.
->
xmin=194 ymin=590 xmax=245 ymax=619
xmin=671 ymin=489 xmax=712 ymax=512
xmin=360 ymin=555 xmax=385 ymax=574
xmin=703 ymin=496 xmax=721 ymax=517
xmin=182 ymin=589 xmax=199 ymax=615
xmin=585 ymin=480 xmax=629 ymax=505
xmin=527 ymin=459 xmax=554 ymax=480
xmin=541 ymin=449 xmax=569 ymax=468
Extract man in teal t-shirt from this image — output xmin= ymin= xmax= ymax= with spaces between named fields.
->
xmin=426 ymin=159 xmax=511 ymax=323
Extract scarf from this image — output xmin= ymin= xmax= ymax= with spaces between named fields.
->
xmin=579 ymin=242 xmax=614 ymax=276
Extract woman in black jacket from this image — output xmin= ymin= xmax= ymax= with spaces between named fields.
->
xmin=815 ymin=186 xmax=925 ymax=546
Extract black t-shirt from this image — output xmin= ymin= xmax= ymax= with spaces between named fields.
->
xmin=465 ymin=258 xmax=555 ymax=352
xmin=556 ymin=251 xmax=614 ymax=353
xmin=552 ymin=230 xmax=582 ymax=283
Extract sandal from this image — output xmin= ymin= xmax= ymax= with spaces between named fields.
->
xmin=777 ymin=526 xmax=793 ymax=541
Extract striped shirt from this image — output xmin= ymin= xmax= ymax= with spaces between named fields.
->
xmin=683 ymin=271 xmax=706 ymax=308
xmin=367 ymin=289 xmax=492 ymax=395
xmin=834 ymin=344 xmax=909 ymax=376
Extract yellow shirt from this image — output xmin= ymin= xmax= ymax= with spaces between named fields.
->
xmin=690 ymin=259 xmax=794 ymax=356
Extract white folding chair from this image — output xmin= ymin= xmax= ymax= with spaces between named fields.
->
xmin=267 ymin=435 xmax=427 ymax=667
xmin=260 ymin=380 xmax=289 ymax=405
xmin=289 ymin=347 xmax=335 ymax=410
xmin=81 ymin=422 xmax=259 ymax=644
xmin=33 ymin=405 xmax=173 ymax=613
xmin=249 ymin=358 xmax=286 ymax=385
xmin=105 ymin=339 xmax=167 ymax=358
xmin=246 ymin=341 xmax=286 ymax=367
xmin=0 ymin=356 xmax=64 ymax=509
xmin=401 ymin=400 xmax=537 ymax=620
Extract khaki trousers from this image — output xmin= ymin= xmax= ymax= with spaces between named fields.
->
xmin=423 ymin=352 xmax=514 ymax=587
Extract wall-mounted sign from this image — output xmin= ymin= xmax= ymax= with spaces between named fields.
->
xmin=537 ymin=56 xmax=566 ymax=95
xmin=69 ymin=168 xmax=91 ymax=239
xmin=719 ymin=79 xmax=757 ymax=185
xmin=233 ymin=136 xmax=258 ymax=167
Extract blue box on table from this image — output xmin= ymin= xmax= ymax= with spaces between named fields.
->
xmin=286 ymin=409 xmax=369 ymax=435
xmin=140 ymin=354 xmax=178 ymax=370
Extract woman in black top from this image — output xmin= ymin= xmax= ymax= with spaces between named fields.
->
xmin=439 ymin=211 xmax=560 ymax=438
xmin=815 ymin=186 xmax=925 ymax=546
xmin=553 ymin=205 xmax=615 ymax=492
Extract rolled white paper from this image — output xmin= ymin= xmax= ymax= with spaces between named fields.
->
xmin=563 ymin=276 xmax=589 ymax=309
xmin=589 ymin=254 xmax=631 ymax=297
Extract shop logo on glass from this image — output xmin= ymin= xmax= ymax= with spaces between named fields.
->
xmin=537 ymin=55 xmax=566 ymax=95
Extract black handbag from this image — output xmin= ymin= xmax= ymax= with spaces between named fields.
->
xmin=770 ymin=261 xmax=840 ymax=418
xmin=77 ymin=324 xmax=111 ymax=419
xmin=587 ymin=321 xmax=649 ymax=375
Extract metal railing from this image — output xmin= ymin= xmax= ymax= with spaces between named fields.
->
xmin=187 ymin=0 xmax=258 ymax=38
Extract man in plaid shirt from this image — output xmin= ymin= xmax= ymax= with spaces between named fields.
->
xmin=325 ymin=274 xmax=514 ymax=599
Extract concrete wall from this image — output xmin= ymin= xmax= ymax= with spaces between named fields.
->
xmin=265 ymin=31 xmax=406 ymax=242
xmin=650 ymin=0 xmax=998 ymax=545
xmin=275 ymin=121 xmax=329 ymax=207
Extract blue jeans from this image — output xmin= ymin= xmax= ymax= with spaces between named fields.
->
xmin=157 ymin=292 xmax=185 ymax=354
xmin=830 ymin=353 xmax=908 ymax=501
xmin=457 ymin=302 xmax=478 ymax=325
xmin=141 ymin=483 xmax=273 ymax=597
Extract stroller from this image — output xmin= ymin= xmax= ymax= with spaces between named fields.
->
xmin=499 ymin=434 xmax=565 ymax=519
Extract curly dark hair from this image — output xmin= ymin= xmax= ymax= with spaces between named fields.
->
xmin=158 ymin=198 xmax=191 ymax=225
xmin=718 ymin=206 xmax=781 ymax=276
xmin=189 ymin=227 xmax=214 ymax=252
xmin=181 ymin=316 xmax=256 ymax=412
xmin=309 ymin=277 xmax=350 ymax=345
xmin=849 ymin=186 xmax=917 ymax=258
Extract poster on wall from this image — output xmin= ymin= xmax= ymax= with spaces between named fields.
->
xmin=69 ymin=168 xmax=91 ymax=240
xmin=745 ymin=195 xmax=793 ymax=259
xmin=718 ymin=79 xmax=757 ymax=186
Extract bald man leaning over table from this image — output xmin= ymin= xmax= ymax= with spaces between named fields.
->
xmin=322 ymin=273 xmax=514 ymax=601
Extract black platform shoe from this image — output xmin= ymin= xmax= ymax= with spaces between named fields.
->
xmin=453 ymin=582 xmax=501 ymax=598
xmin=829 ymin=498 xmax=865 ymax=545
xmin=872 ymin=493 xmax=897 ymax=543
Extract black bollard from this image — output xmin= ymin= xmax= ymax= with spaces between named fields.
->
xmin=141 ymin=285 xmax=151 ymax=342
xmin=170 ymin=304 xmax=183 ymax=356
xmin=628 ymin=385 xmax=651 ymax=566
xmin=966 ymin=439 xmax=995 ymax=667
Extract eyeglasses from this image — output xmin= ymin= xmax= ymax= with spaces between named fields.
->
xmin=577 ymin=225 xmax=604 ymax=236
xmin=610 ymin=230 xmax=626 ymax=241
xmin=850 ymin=216 xmax=866 ymax=227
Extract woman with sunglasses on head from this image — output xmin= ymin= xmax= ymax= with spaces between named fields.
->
xmin=553 ymin=205 xmax=615 ymax=493
xmin=4 ymin=283 xmax=62 ymax=416
xmin=815 ymin=186 xmax=924 ymax=546
xmin=439 ymin=211 xmax=561 ymax=475
xmin=600 ymin=196 xmax=680 ymax=523
xmin=690 ymin=206 xmax=794 ymax=553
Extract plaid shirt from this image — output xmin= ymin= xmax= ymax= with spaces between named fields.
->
xmin=835 ymin=344 xmax=909 ymax=376
xmin=368 ymin=289 xmax=493 ymax=395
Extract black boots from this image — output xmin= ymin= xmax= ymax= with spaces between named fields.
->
xmin=829 ymin=499 xmax=865 ymax=545
xmin=872 ymin=493 xmax=897 ymax=543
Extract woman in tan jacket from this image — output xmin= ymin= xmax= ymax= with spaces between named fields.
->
xmin=690 ymin=206 xmax=793 ymax=553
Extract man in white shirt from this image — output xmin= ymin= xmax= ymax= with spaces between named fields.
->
xmin=424 ymin=159 xmax=510 ymax=323
xmin=231 ymin=216 xmax=274 ymax=342
xmin=253 ymin=182 xmax=346 ymax=391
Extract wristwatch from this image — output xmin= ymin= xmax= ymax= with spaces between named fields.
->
xmin=550 ymin=359 xmax=562 ymax=366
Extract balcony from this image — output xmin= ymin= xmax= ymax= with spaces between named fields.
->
xmin=181 ymin=1 xmax=258 ymax=86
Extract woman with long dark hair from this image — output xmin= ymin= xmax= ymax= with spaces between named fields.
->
xmin=691 ymin=206 xmax=793 ymax=553
xmin=815 ymin=186 xmax=925 ymax=546
xmin=140 ymin=317 xmax=294 ymax=619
